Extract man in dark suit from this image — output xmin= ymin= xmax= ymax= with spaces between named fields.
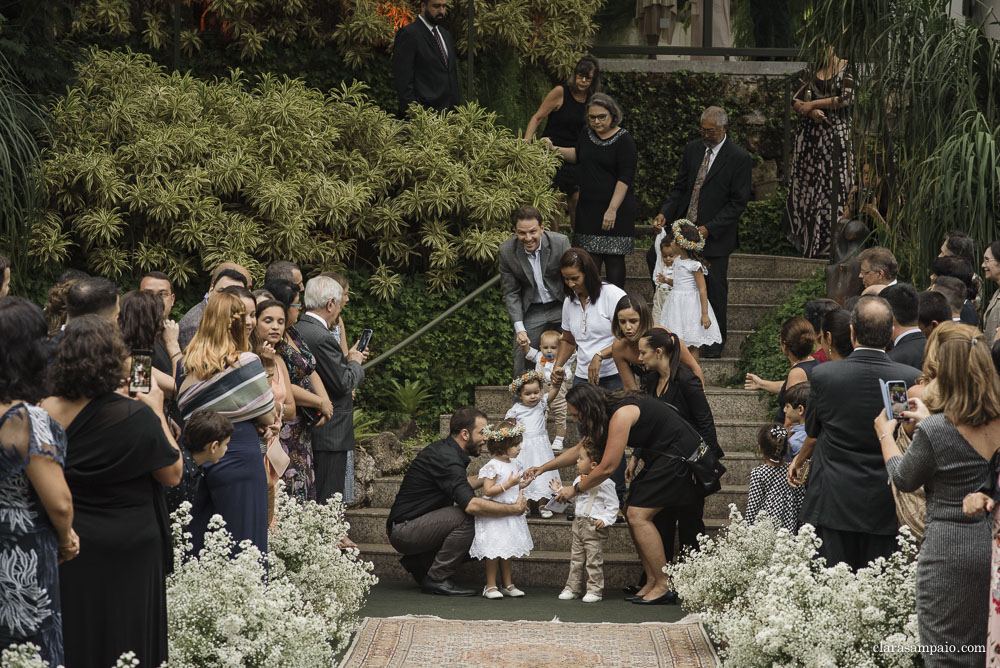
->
xmin=391 ymin=0 xmax=460 ymax=117
xmin=296 ymin=275 xmax=367 ymax=503
xmin=498 ymin=205 xmax=572 ymax=375
xmin=882 ymin=283 xmax=927 ymax=370
xmin=789 ymin=296 xmax=921 ymax=571
xmin=652 ymin=106 xmax=752 ymax=357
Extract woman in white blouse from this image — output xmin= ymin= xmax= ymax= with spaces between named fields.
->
xmin=554 ymin=248 xmax=628 ymax=389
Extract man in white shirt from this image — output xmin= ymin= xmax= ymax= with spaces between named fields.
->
xmin=498 ymin=205 xmax=571 ymax=374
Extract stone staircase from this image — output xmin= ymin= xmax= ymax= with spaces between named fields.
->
xmin=349 ymin=250 xmax=825 ymax=588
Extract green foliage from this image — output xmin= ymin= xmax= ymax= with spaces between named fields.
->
xmin=352 ymin=408 xmax=381 ymax=443
xmin=386 ymin=378 xmax=434 ymax=419
xmin=0 ymin=52 xmax=45 ymax=271
xmin=32 ymin=48 xmax=561 ymax=294
xmin=737 ymin=269 xmax=826 ymax=409
xmin=602 ymin=70 xmax=788 ymax=220
xmin=736 ymin=187 xmax=799 ymax=256
xmin=807 ymin=0 xmax=1000 ymax=282
xmin=70 ymin=0 xmax=602 ymax=80
xmin=344 ymin=269 xmax=512 ymax=430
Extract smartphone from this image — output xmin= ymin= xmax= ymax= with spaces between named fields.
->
xmin=130 ymin=350 xmax=153 ymax=394
xmin=879 ymin=379 xmax=908 ymax=421
xmin=357 ymin=329 xmax=373 ymax=353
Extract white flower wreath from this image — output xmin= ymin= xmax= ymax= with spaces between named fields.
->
xmin=672 ymin=219 xmax=706 ymax=252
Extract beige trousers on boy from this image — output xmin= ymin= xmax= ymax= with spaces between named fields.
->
xmin=565 ymin=516 xmax=609 ymax=596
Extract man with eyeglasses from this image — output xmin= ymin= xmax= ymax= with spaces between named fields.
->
xmin=391 ymin=0 xmax=460 ymax=118
xmin=651 ymin=106 xmax=752 ymax=358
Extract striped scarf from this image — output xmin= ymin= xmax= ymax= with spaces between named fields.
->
xmin=177 ymin=352 xmax=275 ymax=423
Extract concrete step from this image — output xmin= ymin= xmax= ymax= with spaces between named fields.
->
xmin=727 ymin=303 xmax=780 ymax=330
xmin=624 ymin=250 xmax=825 ymax=281
xmin=624 ymin=276 xmax=802 ymax=309
xmin=357 ymin=542 xmax=645 ymax=589
xmin=698 ymin=358 xmax=741 ymax=387
xmin=723 ymin=329 xmax=751 ymax=357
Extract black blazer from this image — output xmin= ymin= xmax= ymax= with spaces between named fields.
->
xmin=887 ymin=330 xmax=926 ymax=371
xmin=391 ymin=19 xmax=460 ymax=117
xmin=294 ymin=315 xmax=365 ymax=453
xmin=498 ymin=231 xmax=571 ymax=325
xmin=658 ymin=137 xmax=753 ymax=258
xmin=644 ymin=366 xmax=722 ymax=458
xmin=801 ymin=349 xmax=921 ymax=535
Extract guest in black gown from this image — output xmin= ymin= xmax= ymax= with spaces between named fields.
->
xmin=43 ymin=315 xmax=182 ymax=668
xmin=524 ymin=56 xmax=601 ymax=229
xmin=546 ymin=93 xmax=638 ymax=288
xmin=540 ymin=384 xmax=702 ymax=605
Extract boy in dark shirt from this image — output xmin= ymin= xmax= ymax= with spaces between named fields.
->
xmin=165 ymin=409 xmax=233 ymax=514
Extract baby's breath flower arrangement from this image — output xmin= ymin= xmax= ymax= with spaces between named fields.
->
xmin=268 ymin=486 xmax=378 ymax=651
xmin=0 ymin=644 xmax=140 ymax=667
xmin=668 ymin=506 xmax=919 ymax=667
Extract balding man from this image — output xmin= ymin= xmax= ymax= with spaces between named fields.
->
xmin=652 ymin=106 xmax=752 ymax=357
xmin=789 ymin=296 xmax=920 ymax=570
xmin=177 ymin=262 xmax=252 ymax=349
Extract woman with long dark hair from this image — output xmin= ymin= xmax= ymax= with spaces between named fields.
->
xmin=44 ymin=315 xmax=181 ymax=667
xmin=118 ymin=289 xmax=176 ymax=396
xmin=523 ymin=55 xmax=601 ymax=230
xmin=610 ymin=292 xmax=703 ymax=391
xmin=529 ymin=383 xmax=703 ymax=604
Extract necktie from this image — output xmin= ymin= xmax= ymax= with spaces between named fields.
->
xmin=686 ymin=147 xmax=712 ymax=222
xmin=432 ymin=27 xmax=448 ymax=65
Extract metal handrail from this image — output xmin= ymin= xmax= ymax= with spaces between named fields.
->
xmin=591 ymin=46 xmax=800 ymax=60
xmin=362 ymin=273 xmax=502 ymax=371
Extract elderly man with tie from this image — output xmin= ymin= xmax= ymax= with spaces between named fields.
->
xmin=498 ymin=205 xmax=572 ymax=375
xmin=651 ymin=106 xmax=752 ymax=358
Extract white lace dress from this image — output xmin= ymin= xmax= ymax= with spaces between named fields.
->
xmin=659 ymin=257 xmax=722 ymax=347
xmin=469 ymin=458 xmax=534 ymax=560
xmin=506 ymin=397 xmax=562 ymax=501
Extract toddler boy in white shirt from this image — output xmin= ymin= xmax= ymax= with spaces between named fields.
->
xmin=553 ymin=441 xmax=618 ymax=603
xmin=651 ymin=231 xmax=676 ymax=324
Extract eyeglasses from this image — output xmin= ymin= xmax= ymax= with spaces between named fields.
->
xmin=699 ymin=126 xmax=722 ymax=136
xmin=984 ymin=257 xmax=998 ymax=265
xmin=588 ymin=113 xmax=609 ymax=121
xmin=858 ymin=269 xmax=876 ymax=275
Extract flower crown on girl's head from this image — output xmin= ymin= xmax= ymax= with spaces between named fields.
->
xmin=509 ymin=370 xmax=543 ymax=397
xmin=672 ymin=219 xmax=706 ymax=252
xmin=482 ymin=421 xmax=526 ymax=441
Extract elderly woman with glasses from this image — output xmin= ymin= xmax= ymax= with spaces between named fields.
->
xmin=546 ymin=92 xmax=638 ymax=289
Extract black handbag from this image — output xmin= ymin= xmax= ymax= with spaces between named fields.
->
xmin=662 ymin=402 xmax=726 ymax=495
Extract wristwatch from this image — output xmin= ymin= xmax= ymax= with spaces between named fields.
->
xmin=573 ymin=482 xmax=581 ymax=494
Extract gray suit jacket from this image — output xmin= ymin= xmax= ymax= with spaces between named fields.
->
xmin=294 ymin=314 xmax=365 ymax=453
xmin=178 ymin=299 xmax=207 ymax=350
xmin=801 ymin=349 xmax=921 ymax=535
xmin=498 ymin=231 xmax=570 ymax=326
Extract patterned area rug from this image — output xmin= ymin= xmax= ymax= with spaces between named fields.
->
xmin=339 ymin=614 xmax=720 ymax=667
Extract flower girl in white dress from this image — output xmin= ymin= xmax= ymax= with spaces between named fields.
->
xmin=505 ymin=369 xmax=565 ymax=517
xmin=659 ymin=219 xmax=722 ymax=360
xmin=470 ymin=419 xmax=534 ymax=599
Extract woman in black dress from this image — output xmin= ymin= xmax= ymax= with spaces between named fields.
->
xmin=535 ymin=383 xmax=702 ymax=605
xmin=744 ymin=316 xmax=819 ymax=423
xmin=43 ymin=315 xmax=182 ymax=668
xmin=547 ymin=93 xmax=638 ymax=289
xmin=785 ymin=45 xmax=854 ymax=258
xmin=524 ymin=56 xmax=600 ymax=230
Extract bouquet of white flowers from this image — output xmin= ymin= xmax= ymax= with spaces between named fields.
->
xmin=668 ymin=506 xmax=920 ymax=667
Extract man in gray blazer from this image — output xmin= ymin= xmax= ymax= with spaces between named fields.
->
xmin=789 ymin=296 xmax=921 ymax=571
xmin=296 ymin=275 xmax=367 ymax=503
xmin=498 ymin=205 xmax=571 ymax=374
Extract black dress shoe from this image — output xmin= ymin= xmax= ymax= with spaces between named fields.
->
xmin=631 ymin=589 xmax=679 ymax=605
xmin=566 ymin=514 xmax=575 ymax=521
xmin=701 ymin=344 xmax=722 ymax=359
xmin=624 ymin=593 xmax=644 ymax=601
xmin=421 ymin=578 xmax=478 ymax=597
xmin=622 ymin=584 xmax=641 ymax=596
